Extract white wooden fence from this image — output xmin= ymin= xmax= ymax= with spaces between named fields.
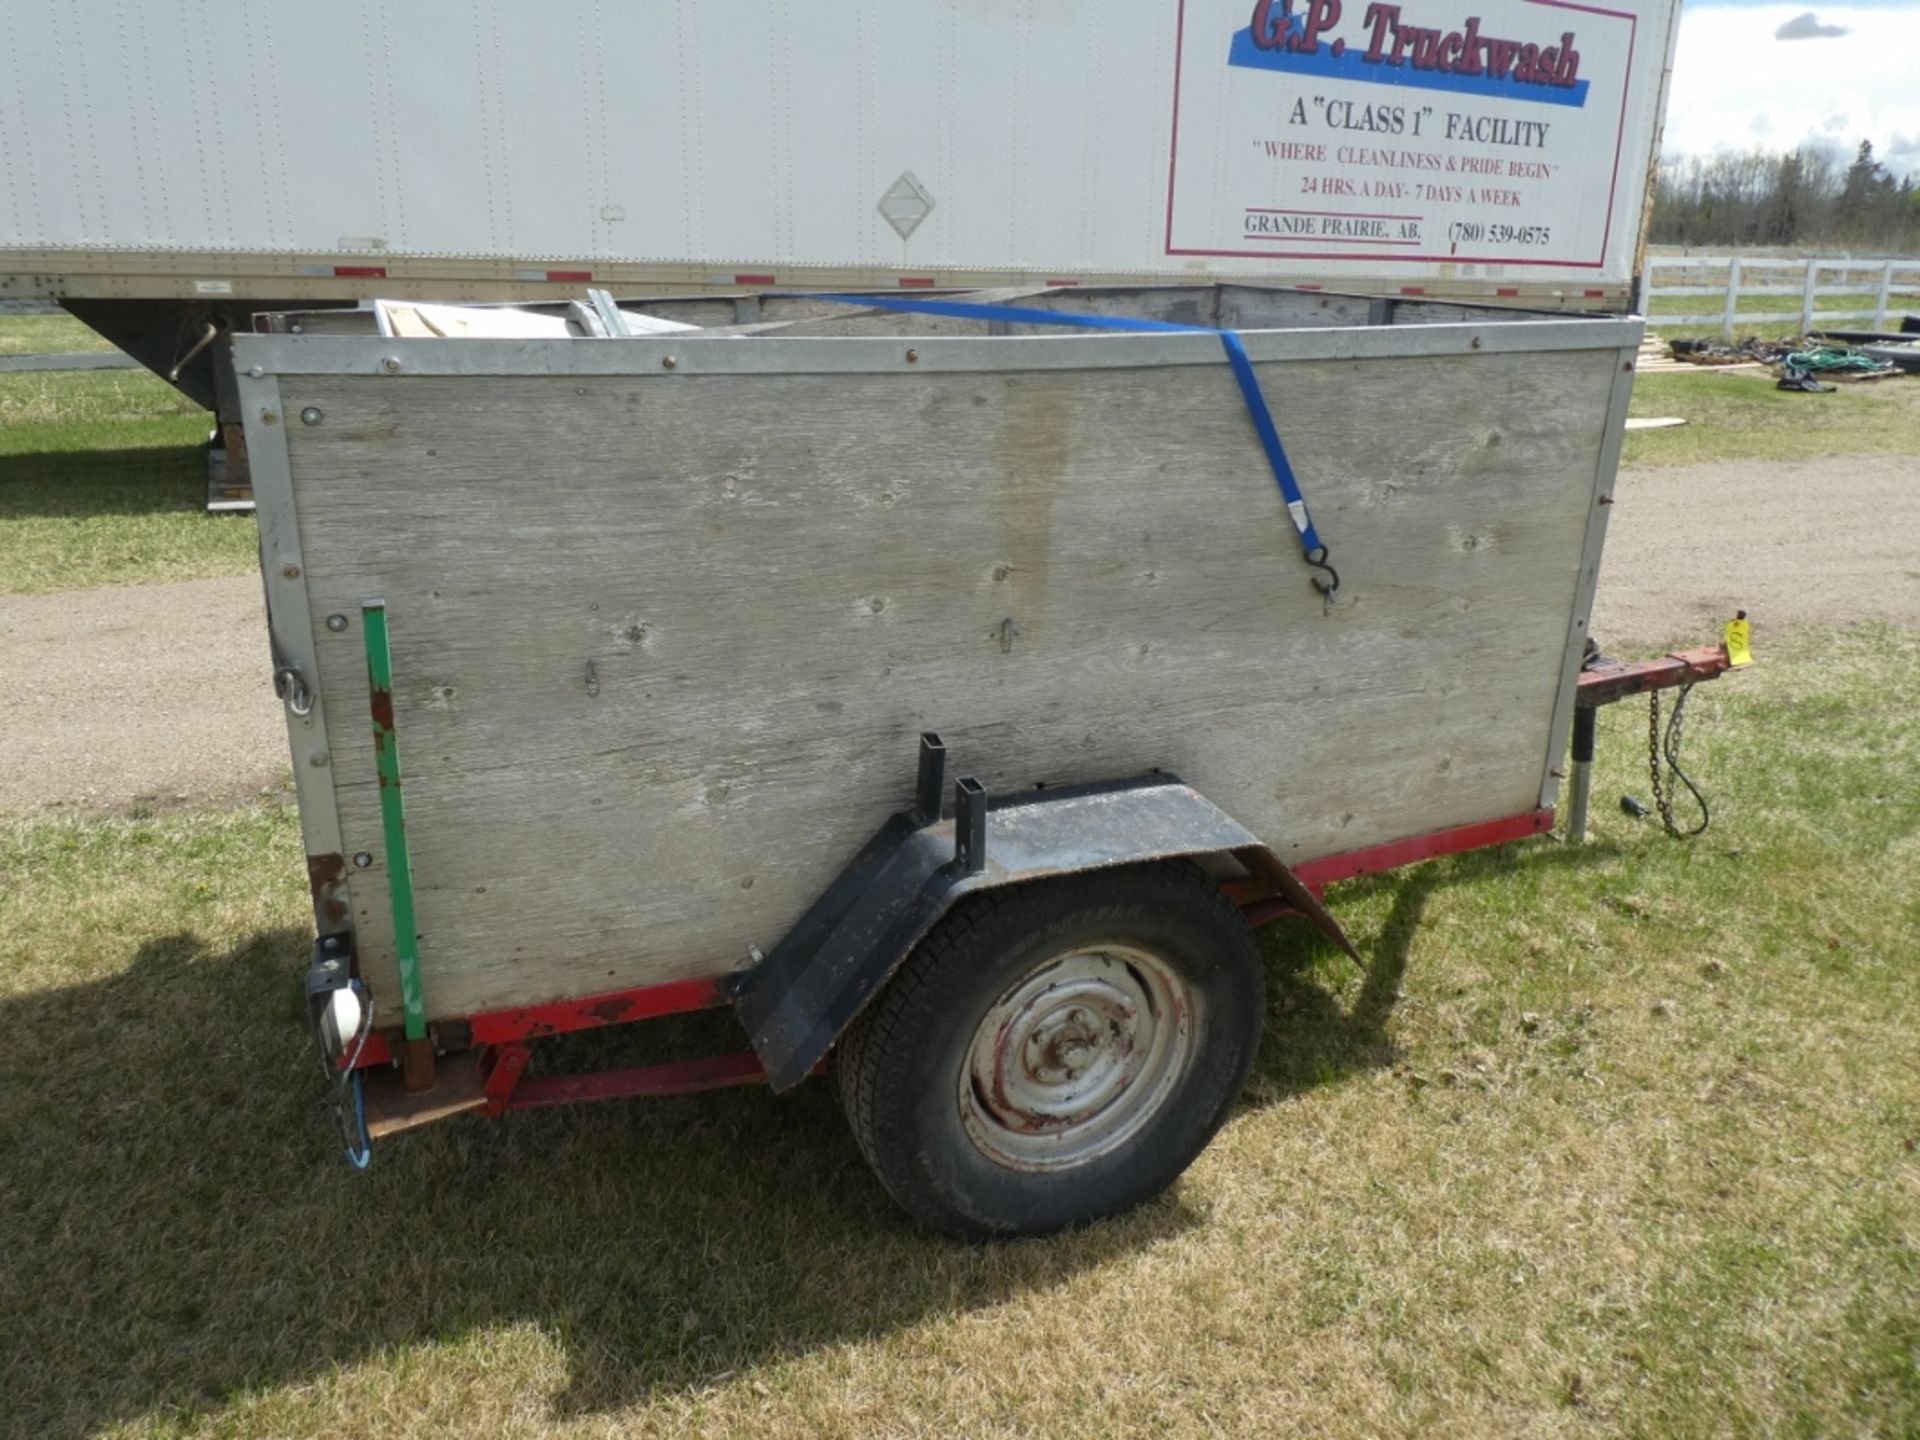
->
xmin=1641 ymin=254 xmax=1920 ymax=339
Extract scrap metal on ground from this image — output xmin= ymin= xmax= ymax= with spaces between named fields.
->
xmin=1644 ymin=333 xmax=1903 ymax=388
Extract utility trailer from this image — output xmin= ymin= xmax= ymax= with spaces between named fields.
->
xmin=242 ymin=283 xmax=1724 ymax=1237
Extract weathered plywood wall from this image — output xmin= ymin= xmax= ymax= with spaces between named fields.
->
xmin=276 ymin=343 xmax=1617 ymax=1024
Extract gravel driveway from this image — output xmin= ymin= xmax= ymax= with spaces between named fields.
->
xmin=1 ymin=575 xmax=284 ymax=814
xmin=3 ymin=453 xmax=1915 ymax=815
xmin=1591 ymin=452 xmax=1919 ymax=650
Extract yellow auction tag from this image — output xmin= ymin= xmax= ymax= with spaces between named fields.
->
xmin=1724 ymin=612 xmax=1753 ymax=667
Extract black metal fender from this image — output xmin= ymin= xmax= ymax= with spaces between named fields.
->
xmin=735 ymin=735 xmax=1357 ymax=1092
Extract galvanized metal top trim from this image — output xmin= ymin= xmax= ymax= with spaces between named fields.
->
xmin=231 ymin=316 xmax=1643 ymax=380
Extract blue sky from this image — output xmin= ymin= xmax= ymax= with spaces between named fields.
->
xmin=1661 ymin=0 xmax=1920 ymax=175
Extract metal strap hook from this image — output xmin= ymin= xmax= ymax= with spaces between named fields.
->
xmin=1305 ymin=546 xmax=1339 ymax=612
xmin=274 ymin=664 xmax=315 ymax=716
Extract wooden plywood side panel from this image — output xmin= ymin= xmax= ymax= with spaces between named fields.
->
xmin=284 ymin=347 xmax=1613 ymax=1024
xmin=1218 ymin=289 xmax=1378 ymax=330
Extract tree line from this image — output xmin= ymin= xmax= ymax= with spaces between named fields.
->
xmin=1649 ymin=141 xmax=1920 ymax=252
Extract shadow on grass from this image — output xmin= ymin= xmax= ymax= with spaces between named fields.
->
xmin=1251 ymin=866 xmax=1433 ymax=1097
xmin=2 ymin=926 xmax=1192 ymax=1436
xmin=3 ymin=840 xmax=1619 ymax=1434
xmin=0 ymin=444 xmax=211 ymax=520
xmin=1250 ymin=836 xmax=1623 ymax=1094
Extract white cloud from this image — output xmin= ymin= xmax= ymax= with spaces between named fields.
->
xmin=1773 ymin=10 xmax=1851 ymax=37
xmin=1661 ymin=5 xmax=1920 ymax=176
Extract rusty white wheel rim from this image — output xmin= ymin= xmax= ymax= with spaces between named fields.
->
xmin=959 ymin=943 xmax=1198 ymax=1172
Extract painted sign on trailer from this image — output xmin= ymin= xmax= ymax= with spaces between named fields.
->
xmin=0 ymin=0 xmax=1679 ymax=306
xmin=1168 ymin=0 xmax=1651 ymax=279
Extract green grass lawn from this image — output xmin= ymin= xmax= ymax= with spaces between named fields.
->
xmin=0 ymin=368 xmax=257 ymax=592
xmin=1623 ymin=368 xmax=1920 ymax=469
xmin=2 ymin=625 xmax=1914 ymax=1439
xmin=0 ymin=310 xmax=117 ymax=356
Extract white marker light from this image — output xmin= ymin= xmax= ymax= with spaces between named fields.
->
xmin=320 ymin=985 xmax=364 ymax=1058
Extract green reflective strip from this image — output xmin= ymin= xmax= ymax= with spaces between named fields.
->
xmin=362 ymin=601 xmax=427 ymax=1042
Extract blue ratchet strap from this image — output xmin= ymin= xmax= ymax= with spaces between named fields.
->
xmin=804 ymin=293 xmax=1338 ymax=603
xmin=346 ymin=1073 xmax=372 ymax=1169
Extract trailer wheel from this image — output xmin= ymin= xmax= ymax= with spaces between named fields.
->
xmin=836 ymin=860 xmax=1262 ymax=1239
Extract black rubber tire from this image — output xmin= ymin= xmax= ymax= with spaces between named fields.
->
xmin=836 ymin=860 xmax=1263 ymax=1239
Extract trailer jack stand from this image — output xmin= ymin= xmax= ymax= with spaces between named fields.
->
xmin=1566 ymin=705 xmax=1601 ymax=842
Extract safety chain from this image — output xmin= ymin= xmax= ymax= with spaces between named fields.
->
xmin=1648 ymin=682 xmax=1710 ymax=837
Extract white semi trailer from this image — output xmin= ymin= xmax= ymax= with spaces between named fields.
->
xmin=0 ymin=0 xmax=1681 ymax=501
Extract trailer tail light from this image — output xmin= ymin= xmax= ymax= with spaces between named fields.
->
xmin=304 ymin=933 xmax=364 ymax=1065
xmin=319 ymin=985 xmax=364 ymax=1059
